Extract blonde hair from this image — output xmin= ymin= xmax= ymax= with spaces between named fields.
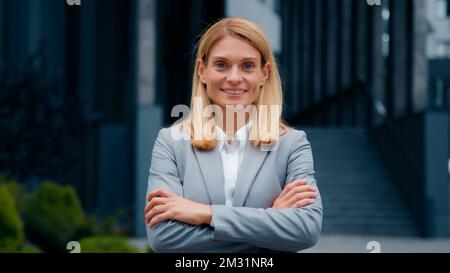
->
xmin=176 ymin=17 xmax=289 ymax=150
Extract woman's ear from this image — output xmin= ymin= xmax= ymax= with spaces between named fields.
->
xmin=261 ymin=62 xmax=270 ymax=86
xmin=197 ymin=59 xmax=207 ymax=84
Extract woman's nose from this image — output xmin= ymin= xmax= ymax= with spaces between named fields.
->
xmin=227 ymin=66 xmax=243 ymax=84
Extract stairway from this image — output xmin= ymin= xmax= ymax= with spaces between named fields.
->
xmin=301 ymin=127 xmax=420 ymax=236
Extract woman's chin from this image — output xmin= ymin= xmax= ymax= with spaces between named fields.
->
xmin=222 ymin=100 xmax=250 ymax=108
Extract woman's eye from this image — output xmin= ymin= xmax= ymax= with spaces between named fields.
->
xmin=215 ymin=62 xmax=226 ymax=69
xmin=243 ymin=63 xmax=255 ymax=70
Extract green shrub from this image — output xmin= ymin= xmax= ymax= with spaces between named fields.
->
xmin=20 ymin=245 xmax=42 ymax=253
xmin=78 ymin=237 xmax=141 ymax=253
xmin=0 ymin=173 xmax=15 ymax=186
xmin=74 ymin=213 xmax=122 ymax=239
xmin=0 ymin=174 xmax=126 ymax=253
xmin=0 ymin=185 xmax=25 ymax=251
xmin=24 ymin=181 xmax=85 ymax=252
xmin=16 ymin=244 xmax=42 ymax=253
xmin=0 ymin=173 xmax=30 ymax=214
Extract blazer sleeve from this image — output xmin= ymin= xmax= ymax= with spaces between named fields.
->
xmin=146 ymin=128 xmax=254 ymax=253
xmin=210 ymin=130 xmax=323 ymax=252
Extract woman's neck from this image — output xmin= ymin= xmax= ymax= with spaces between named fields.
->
xmin=215 ymin=108 xmax=250 ymax=142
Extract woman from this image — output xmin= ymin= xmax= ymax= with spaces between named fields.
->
xmin=144 ymin=17 xmax=322 ymax=253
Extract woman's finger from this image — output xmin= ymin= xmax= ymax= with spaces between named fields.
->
xmin=286 ymin=191 xmax=317 ymax=207
xmin=148 ymin=210 xmax=172 ymax=228
xmin=291 ymin=198 xmax=315 ymax=208
xmin=277 ymin=180 xmax=307 ymax=200
xmin=147 ymin=188 xmax=175 ymax=201
xmin=146 ymin=197 xmax=168 ymax=213
xmin=145 ymin=204 xmax=168 ymax=225
xmin=283 ymin=185 xmax=316 ymax=203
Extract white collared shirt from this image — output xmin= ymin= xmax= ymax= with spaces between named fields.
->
xmin=215 ymin=122 xmax=251 ymax=207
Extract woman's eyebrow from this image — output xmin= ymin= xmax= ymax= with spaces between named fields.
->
xmin=210 ymin=56 xmax=258 ymax=62
xmin=210 ymin=56 xmax=228 ymax=61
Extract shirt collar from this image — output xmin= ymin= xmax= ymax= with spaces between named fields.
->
xmin=216 ymin=121 xmax=252 ymax=152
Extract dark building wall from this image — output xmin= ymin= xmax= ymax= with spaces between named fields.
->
xmin=371 ymin=113 xmax=426 ymax=234
xmin=281 ymin=0 xmax=427 ymax=128
xmin=0 ymin=0 xmax=76 ymax=187
xmin=282 ymin=0 xmax=374 ymax=126
xmin=429 ymin=60 xmax=450 ymax=109
xmin=64 ymin=0 xmax=138 ymax=218
xmin=45 ymin=0 xmax=138 ymax=218
xmin=0 ymin=0 xmax=137 ymax=219
xmin=0 ymin=0 xmax=66 ymax=75
xmin=156 ymin=0 xmax=225 ymax=125
xmin=372 ymin=110 xmax=450 ymax=237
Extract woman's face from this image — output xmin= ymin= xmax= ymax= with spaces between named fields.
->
xmin=198 ymin=35 xmax=269 ymax=110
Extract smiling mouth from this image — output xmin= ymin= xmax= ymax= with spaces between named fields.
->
xmin=220 ymin=89 xmax=248 ymax=96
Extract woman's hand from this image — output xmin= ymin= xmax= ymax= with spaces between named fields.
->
xmin=145 ymin=188 xmax=212 ymax=228
xmin=271 ymin=180 xmax=317 ymax=209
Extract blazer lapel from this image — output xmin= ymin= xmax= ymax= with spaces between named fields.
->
xmin=193 ymin=145 xmax=225 ymax=205
xmin=232 ymin=143 xmax=269 ymax=207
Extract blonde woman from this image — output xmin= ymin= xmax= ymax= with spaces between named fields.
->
xmin=144 ymin=18 xmax=322 ymax=253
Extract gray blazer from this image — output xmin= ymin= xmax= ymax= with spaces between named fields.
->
xmin=146 ymin=127 xmax=323 ymax=253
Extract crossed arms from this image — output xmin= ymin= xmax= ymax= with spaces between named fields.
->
xmin=145 ymin=129 xmax=323 ymax=252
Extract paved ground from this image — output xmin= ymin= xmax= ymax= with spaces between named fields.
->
xmin=131 ymin=234 xmax=450 ymax=253
xmin=303 ymin=234 xmax=450 ymax=253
